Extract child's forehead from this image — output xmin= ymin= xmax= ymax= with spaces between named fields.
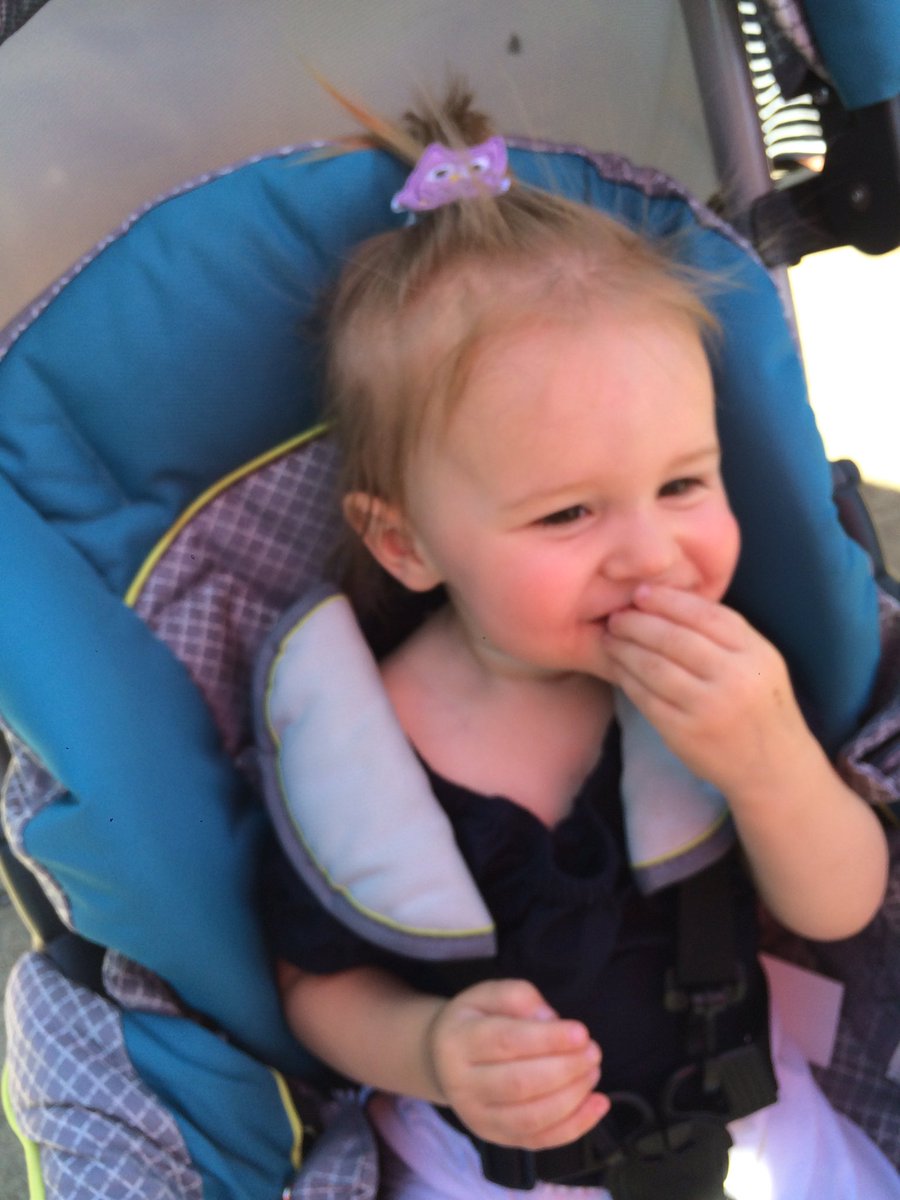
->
xmin=420 ymin=306 xmax=716 ymax=473
xmin=390 ymin=255 xmax=715 ymax=478
xmin=453 ymin=295 xmax=710 ymax=400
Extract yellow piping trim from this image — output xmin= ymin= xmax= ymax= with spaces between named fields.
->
xmin=2 ymin=1063 xmax=46 ymax=1200
xmin=3 ymin=893 xmax=42 ymax=950
xmin=632 ymin=809 xmax=732 ymax=871
xmin=124 ymin=424 xmax=329 ymax=607
xmin=266 ymin=598 xmax=495 ymax=941
xmin=271 ymin=1069 xmax=304 ymax=1171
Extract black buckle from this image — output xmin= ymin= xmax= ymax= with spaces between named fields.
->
xmin=604 ymin=1116 xmax=733 ymax=1200
xmin=664 ymin=1040 xmax=779 ymax=1124
xmin=477 ymin=1090 xmax=737 ymax=1197
xmin=664 ymin=964 xmax=747 ymax=1019
xmin=476 ymin=1094 xmax=651 ymax=1191
xmin=665 ymin=964 xmax=747 ymax=1058
xmin=478 ymin=1112 xmax=623 ymax=1190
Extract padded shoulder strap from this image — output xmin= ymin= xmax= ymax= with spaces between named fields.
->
xmin=254 ymin=586 xmax=497 ymax=960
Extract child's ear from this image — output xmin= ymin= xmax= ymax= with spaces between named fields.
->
xmin=342 ymin=493 xmax=443 ymax=593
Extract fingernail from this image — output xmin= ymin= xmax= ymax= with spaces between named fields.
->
xmin=533 ymin=1004 xmax=557 ymax=1021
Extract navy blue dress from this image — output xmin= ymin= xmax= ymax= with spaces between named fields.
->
xmin=265 ymin=728 xmax=767 ymax=1099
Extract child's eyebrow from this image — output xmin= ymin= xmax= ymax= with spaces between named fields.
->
xmin=666 ymin=444 xmax=722 ymax=469
xmin=497 ymin=444 xmax=723 ymax=515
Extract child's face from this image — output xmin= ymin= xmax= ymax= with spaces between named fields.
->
xmin=398 ymin=304 xmax=741 ymax=682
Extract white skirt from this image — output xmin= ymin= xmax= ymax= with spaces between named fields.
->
xmin=368 ymin=1015 xmax=900 ymax=1200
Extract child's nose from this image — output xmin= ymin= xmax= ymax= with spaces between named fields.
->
xmin=602 ymin=513 xmax=677 ymax=583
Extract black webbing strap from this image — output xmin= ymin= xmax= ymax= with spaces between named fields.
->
xmin=471 ymin=853 xmax=774 ymax=1194
xmin=666 ymin=855 xmax=747 ymax=1061
xmin=674 ymin=854 xmax=740 ymax=991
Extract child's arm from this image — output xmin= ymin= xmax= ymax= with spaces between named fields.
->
xmin=278 ymin=962 xmax=608 ymax=1149
xmin=605 ymin=584 xmax=889 ymax=940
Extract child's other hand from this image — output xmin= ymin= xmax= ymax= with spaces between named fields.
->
xmin=603 ymin=584 xmax=810 ymax=799
xmin=426 ymin=978 xmax=609 ymax=1149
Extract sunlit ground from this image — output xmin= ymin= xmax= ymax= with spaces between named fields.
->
xmin=789 ymin=245 xmax=900 ymax=492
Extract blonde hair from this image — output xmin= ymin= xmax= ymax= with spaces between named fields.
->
xmin=319 ymin=80 xmax=718 ymax=609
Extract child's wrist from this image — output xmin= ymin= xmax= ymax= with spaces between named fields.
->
xmin=722 ymin=728 xmax=827 ymax=814
xmin=420 ymin=998 xmax=451 ymax=1105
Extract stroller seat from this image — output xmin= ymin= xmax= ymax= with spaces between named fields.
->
xmin=2 ymin=4 xmax=900 ymax=1194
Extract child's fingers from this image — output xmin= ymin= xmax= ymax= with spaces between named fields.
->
xmin=628 ymin=585 xmax=748 ymax=647
xmin=469 ymin=1039 xmax=602 ymax=1107
xmin=445 ymin=978 xmax=593 ymax=1065
xmin=520 ymin=1088 xmax=612 ymax=1151
xmin=458 ymin=977 xmax=560 ymax=1023
xmin=486 ymin=1079 xmax=611 ymax=1150
xmin=462 ymin=1012 xmax=594 ymax=1066
xmin=605 ymin=611 xmax=719 ymax=683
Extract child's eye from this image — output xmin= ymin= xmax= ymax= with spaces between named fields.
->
xmin=659 ymin=477 xmax=703 ymax=499
xmin=539 ymin=505 xmax=589 ymax=526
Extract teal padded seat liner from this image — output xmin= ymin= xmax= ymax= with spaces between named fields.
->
xmin=122 ymin=1009 xmax=300 ymax=1200
xmin=0 ymin=472 xmax=305 ymax=1069
xmin=803 ymin=0 xmax=900 ymax=109
xmin=0 ymin=150 xmax=410 ymax=596
xmin=0 ymin=142 xmax=880 ymax=1075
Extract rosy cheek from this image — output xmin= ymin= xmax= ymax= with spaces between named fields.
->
xmin=688 ymin=506 xmax=740 ymax=602
xmin=711 ymin=510 xmax=741 ymax=597
xmin=724 ymin=509 xmax=742 ymax=571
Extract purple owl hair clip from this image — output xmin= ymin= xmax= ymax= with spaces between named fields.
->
xmin=390 ymin=137 xmax=512 ymax=215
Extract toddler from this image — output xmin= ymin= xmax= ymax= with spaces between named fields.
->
xmin=264 ymin=85 xmax=897 ymax=1199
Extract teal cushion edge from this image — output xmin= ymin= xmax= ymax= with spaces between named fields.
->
xmin=0 ymin=475 xmax=308 ymax=1072
xmin=122 ymin=1009 xmax=299 ymax=1200
xmin=803 ymin=0 xmax=900 ymax=109
xmin=0 ymin=147 xmax=411 ymax=595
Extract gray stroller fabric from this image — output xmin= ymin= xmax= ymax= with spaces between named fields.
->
xmin=287 ymin=1097 xmax=379 ymax=1200
xmin=761 ymin=822 xmax=900 ymax=1161
xmin=131 ymin=434 xmax=342 ymax=764
xmin=814 ymin=833 xmax=900 ymax=1153
xmin=5 ymin=953 xmax=202 ymax=1200
xmin=0 ymin=0 xmax=49 ymax=45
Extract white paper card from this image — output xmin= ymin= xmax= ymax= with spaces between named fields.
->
xmin=760 ymin=953 xmax=845 ymax=1069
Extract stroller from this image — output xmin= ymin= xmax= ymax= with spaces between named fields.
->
xmin=1 ymin=2 xmax=899 ymax=1196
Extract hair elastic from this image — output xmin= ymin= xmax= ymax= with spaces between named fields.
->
xmin=390 ymin=137 xmax=511 ymax=214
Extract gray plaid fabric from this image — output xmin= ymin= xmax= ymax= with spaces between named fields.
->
xmin=763 ymin=831 xmax=900 ymax=1164
xmin=0 ymin=0 xmax=49 ymax=44
xmin=288 ymin=1095 xmax=379 ymax=1200
xmin=132 ymin=436 xmax=342 ymax=761
xmin=5 ymin=952 xmax=202 ymax=1200
xmin=1 ymin=729 xmax=72 ymax=927
xmin=808 ymin=825 xmax=900 ymax=1158
xmin=839 ymin=590 xmax=900 ymax=809
xmin=764 ymin=592 xmax=900 ymax=1165
xmin=102 ymin=951 xmax=183 ymax=1018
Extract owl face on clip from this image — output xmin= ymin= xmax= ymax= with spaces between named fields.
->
xmin=390 ymin=137 xmax=511 ymax=214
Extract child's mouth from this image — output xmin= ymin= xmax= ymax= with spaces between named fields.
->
xmin=593 ymin=605 xmax=633 ymax=630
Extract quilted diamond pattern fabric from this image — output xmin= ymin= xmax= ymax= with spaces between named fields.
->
xmin=5 ymin=953 xmax=202 ymax=1199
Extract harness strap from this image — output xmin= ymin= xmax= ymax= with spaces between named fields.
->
xmin=469 ymin=852 xmax=777 ymax=1195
